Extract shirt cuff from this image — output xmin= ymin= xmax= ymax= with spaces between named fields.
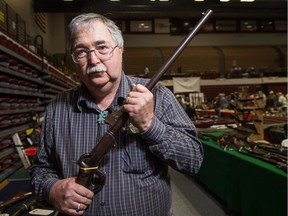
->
xmin=43 ymin=177 xmax=59 ymax=204
xmin=141 ymin=116 xmax=166 ymax=144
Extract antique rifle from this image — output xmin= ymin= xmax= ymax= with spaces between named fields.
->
xmin=0 ymin=192 xmax=32 ymax=213
xmin=238 ymin=146 xmax=288 ymax=173
xmin=200 ymin=132 xmax=287 ymax=172
xmin=9 ymin=197 xmax=38 ymax=216
xmin=76 ymin=9 xmax=213 ymax=192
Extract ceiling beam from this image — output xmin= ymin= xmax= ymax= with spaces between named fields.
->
xmin=32 ymin=0 xmax=287 ymax=19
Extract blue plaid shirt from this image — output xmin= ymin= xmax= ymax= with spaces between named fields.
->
xmin=29 ymin=73 xmax=203 ymax=216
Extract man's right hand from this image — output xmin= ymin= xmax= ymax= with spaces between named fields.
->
xmin=50 ymin=177 xmax=94 ymax=215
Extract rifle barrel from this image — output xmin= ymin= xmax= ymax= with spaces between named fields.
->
xmin=0 ymin=192 xmax=32 ymax=211
xmin=146 ymin=9 xmax=213 ymax=90
xmin=10 ymin=198 xmax=38 ymax=216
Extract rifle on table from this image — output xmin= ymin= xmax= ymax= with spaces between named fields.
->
xmin=199 ymin=131 xmax=288 ymax=172
xmin=225 ymin=134 xmax=287 ymax=172
xmin=256 ymin=143 xmax=288 ymax=157
xmin=0 ymin=192 xmax=32 ymax=213
xmin=236 ymin=146 xmax=288 ymax=173
xmin=9 ymin=197 xmax=38 ymax=216
xmin=199 ymin=131 xmax=249 ymax=151
xmin=75 ymin=9 xmax=213 ymax=193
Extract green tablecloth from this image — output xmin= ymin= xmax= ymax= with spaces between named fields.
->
xmin=196 ymin=132 xmax=287 ymax=216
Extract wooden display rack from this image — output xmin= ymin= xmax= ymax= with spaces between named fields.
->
xmin=232 ymin=86 xmax=265 ymax=141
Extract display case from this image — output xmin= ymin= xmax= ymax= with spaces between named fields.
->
xmin=0 ymin=32 xmax=78 ymax=183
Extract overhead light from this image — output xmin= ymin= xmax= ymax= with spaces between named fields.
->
xmin=240 ymin=0 xmax=255 ymax=2
xmin=220 ymin=0 xmax=230 ymax=2
xmin=159 ymin=0 xmax=169 ymax=1
xmin=194 ymin=0 xmax=204 ymax=1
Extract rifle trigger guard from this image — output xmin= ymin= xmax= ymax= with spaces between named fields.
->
xmin=76 ymin=153 xmax=92 ymax=167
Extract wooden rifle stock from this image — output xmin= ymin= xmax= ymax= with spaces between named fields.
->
xmin=76 ymin=9 xmax=213 ymax=192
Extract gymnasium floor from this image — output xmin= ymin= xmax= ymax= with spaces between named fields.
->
xmin=170 ymin=168 xmax=236 ymax=216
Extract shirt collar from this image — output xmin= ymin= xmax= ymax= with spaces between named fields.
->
xmin=113 ymin=72 xmax=132 ymax=106
xmin=75 ymin=72 xmax=132 ymax=113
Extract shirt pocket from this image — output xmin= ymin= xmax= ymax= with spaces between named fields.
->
xmin=121 ymin=132 xmax=151 ymax=174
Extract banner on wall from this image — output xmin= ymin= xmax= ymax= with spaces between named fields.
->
xmin=172 ymin=77 xmax=200 ymax=93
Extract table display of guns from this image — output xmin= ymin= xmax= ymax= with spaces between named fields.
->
xmin=9 ymin=197 xmax=38 ymax=216
xmin=75 ymin=9 xmax=213 ymax=193
xmin=199 ymin=131 xmax=288 ymax=172
xmin=0 ymin=191 xmax=57 ymax=216
xmin=0 ymin=192 xmax=32 ymax=212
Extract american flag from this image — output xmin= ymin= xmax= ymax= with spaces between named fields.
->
xmin=35 ymin=12 xmax=46 ymax=33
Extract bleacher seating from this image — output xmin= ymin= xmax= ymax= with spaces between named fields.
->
xmin=122 ymin=45 xmax=286 ymax=78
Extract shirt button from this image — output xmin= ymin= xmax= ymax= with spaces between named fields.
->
xmin=100 ymin=202 xmax=105 ymax=206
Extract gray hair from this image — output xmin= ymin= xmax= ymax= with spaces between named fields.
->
xmin=67 ymin=13 xmax=124 ymax=53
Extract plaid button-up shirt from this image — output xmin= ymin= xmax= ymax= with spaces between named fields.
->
xmin=29 ymin=73 xmax=203 ymax=216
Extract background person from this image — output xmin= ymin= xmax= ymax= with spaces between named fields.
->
xmin=214 ymin=93 xmax=229 ymax=117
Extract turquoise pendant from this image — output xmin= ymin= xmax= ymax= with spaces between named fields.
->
xmin=98 ymin=111 xmax=108 ymax=124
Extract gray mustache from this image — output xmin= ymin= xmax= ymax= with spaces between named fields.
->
xmin=87 ymin=65 xmax=107 ymax=74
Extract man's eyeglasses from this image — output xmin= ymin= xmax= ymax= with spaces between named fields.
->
xmin=71 ymin=45 xmax=118 ymax=64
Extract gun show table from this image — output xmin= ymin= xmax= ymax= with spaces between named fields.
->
xmin=0 ymin=171 xmax=55 ymax=216
xmin=196 ymin=131 xmax=287 ymax=216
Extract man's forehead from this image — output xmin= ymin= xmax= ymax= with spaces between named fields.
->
xmin=73 ymin=26 xmax=112 ymax=47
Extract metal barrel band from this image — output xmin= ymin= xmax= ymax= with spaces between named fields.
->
xmin=79 ymin=166 xmax=99 ymax=171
